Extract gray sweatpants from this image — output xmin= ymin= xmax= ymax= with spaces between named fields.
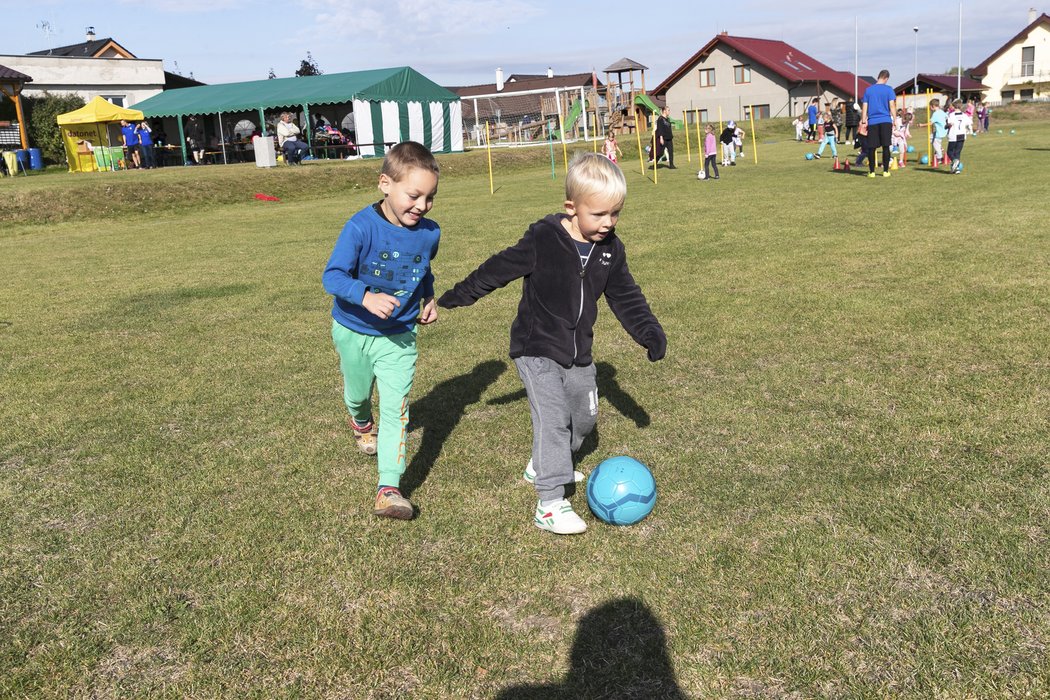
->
xmin=514 ymin=356 xmax=598 ymax=502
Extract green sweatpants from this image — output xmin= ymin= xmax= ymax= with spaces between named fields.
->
xmin=331 ymin=320 xmax=418 ymax=487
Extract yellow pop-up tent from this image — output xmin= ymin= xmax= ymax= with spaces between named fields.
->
xmin=56 ymin=96 xmax=144 ymax=172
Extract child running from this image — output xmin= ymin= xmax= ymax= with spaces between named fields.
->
xmin=814 ymin=110 xmax=838 ymax=160
xmin=946 ymin=99 xmax=972 ymax=173
xmin=719 ymin=121 xmax=735 ymax=166
xmin=322 ymin=141 xmax=442 ymax=520
xmin=438 ymin=153 xmax=666 ymax=535
xmin=603 ymin=132 xmax=622 ymax=163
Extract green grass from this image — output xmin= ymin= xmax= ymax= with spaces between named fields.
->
xmin=2 ymin=121 xmax=1048 ymax=698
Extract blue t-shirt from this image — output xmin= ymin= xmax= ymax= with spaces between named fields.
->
xmin=807 ymin=104 xmax=818 ymax=125
xmin=322 ymin=204 xmax=440 ymax=336
xmin=136 ymin=126 xmax=153 ymax=146
xmin=930 ymin=110 xmax=948 ymax=139
xmin=863 ymin=83 xmax=896 ymax=126
xmin=121 ymin=124 xmax=138 ymax=147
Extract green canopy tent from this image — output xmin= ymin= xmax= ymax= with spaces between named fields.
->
xmin=132 ymin=66 xmax=463 ymax=164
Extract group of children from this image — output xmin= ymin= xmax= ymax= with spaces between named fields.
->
xmin=850 ymin=98 xmax=972 ymax=174
xmin=323 ymin=142 xmax=665 ymax=533
xmin=603 ymin=120 xmax=744 ymax=183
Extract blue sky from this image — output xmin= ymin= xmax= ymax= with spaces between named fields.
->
xmin=4 ymin=0 xmax=1041 ymax=89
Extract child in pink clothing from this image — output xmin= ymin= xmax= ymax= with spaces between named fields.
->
xmin=702 ymin=124 xmax=719 ymax=180
xmin=603 ymin=133 xmax=622 ymax=163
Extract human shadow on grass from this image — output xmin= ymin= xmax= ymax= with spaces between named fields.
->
xmin=399 ymin=359 xmax=506 ymax=498
xmin=496 ymin=597 xmax=688 ymax=700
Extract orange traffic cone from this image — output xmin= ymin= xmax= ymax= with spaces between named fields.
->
xmin=843 ymin=160 xmax=851 ymax=172
xmin=833 ymin=157 xmax=841 ymax=170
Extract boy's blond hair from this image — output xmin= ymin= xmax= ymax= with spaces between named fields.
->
xmin=565 ymin=152 xmax=626 ymax=206
xmin=381 ymin=141 xmax=440 ymax=181
xmin=930 ymin=98 xmax=941 ymax=108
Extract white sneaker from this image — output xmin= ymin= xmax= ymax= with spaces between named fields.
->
xmin=534 ymin=499 xmax=587 ymax=534
xmin=523 ymin=459 xmax=584 ymax=484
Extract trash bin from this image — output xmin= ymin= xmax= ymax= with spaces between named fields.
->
xmin=253 ymin=136 xmax=277 ymax=167
xmin=15 ymin=149 xmax=29 ymax=171
xmin=28 ymin=148 xmax=43 ymax=170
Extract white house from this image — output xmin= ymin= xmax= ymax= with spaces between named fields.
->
xmin=0 ymin=28 xmax=197 ymax=108
xmin=969 ymin=11 xmax=1050 ymax=103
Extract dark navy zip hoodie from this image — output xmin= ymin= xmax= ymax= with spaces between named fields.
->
xmin=437 ymin=214 xmax=666 ymax=367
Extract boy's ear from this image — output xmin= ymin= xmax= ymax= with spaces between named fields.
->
xmin=378 ymin=173 xmax=392 ymax=194
xmin=563 ymin=199 xmax=577 ymax=216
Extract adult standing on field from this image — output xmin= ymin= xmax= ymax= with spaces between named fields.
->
xmin=860 ymin=69 xmax=897 ymax=178
xmin=652 ymin=106 xmax=675 ymax=169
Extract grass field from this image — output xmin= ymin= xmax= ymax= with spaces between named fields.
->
xmin=2 ymin=116 xmax=1049 ymax=698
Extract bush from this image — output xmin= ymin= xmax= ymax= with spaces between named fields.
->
xmin=26 ymin=92 xmax=86 ymax=165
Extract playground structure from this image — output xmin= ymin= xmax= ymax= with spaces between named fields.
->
xmin=604 ymin=58 xmax=659 ymax=135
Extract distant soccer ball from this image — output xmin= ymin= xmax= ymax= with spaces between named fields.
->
xmin=907 ymin=145 xmax=916 ymax=153
xmin=1010 ymin=129 xmax=1016 ymax=135
xmin=805 ymin=152 xmax=814 ymax=160
xmin=697 ymin=170 xmax=707 ymax=180
xmin=957 ymin=161 xmax=965 ymax=172
xmin=920 ymin=154 xmax=929 ymax=164
xmin=586 ymin=456 xmax=656 ymax=526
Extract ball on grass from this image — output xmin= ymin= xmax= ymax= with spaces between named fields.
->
xmin=805 ymin=152 xmax=814 ymax=160
xmin=907 ymin=145 xmax=915 ymax=153
xmin=586 ymin=456 xmax=656 ymax=526
xmin=920 ymin=154 xmax=929 ymax=164
xmin=697 ymin=170 xmax=707 ymax=180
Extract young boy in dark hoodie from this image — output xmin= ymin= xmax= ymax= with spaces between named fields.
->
xmin=438 ymin=153 xmax=666 ymax=535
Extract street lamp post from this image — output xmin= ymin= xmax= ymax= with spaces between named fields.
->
xmin=913 ymin=26 xmax=920 ymax=96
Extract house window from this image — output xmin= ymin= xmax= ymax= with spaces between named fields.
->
xmin=1021 ymin=46 xmax=1035 ymax=77
xmin=686 ymin=109 xmax=710 ymax=124
xmin=734 ymin=65 xmax=752 ymax=84
xmin=1002 ymin=90 xmax=1016 ymax=101
xmin=743 ymin=104 xmax=770 ymax=120
xmin=698 ymin=69 xmax=715 ymax=87
xmin=1021 ymin=88 xmax=1034 ymax=99
xmin=102 ymin=95 xmax=125 ymax=107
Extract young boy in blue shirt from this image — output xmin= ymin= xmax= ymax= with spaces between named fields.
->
xmin=438 ymin=153 xmax=666 ymax=534
xmin=322 ymin=141 xmax=441 ymax=520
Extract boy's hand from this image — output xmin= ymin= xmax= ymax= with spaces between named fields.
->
xmin=362 ymin=291 xmax=401 ymax=319
xmin=419 ymin=297 xmax=438 ymax=325
xmin=643 ymin=328 xmax=667 ymax=362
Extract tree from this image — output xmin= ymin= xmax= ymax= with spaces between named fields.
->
xmin=946 ymin=67 xmax=963 ymax=75
xmin=267 ymin=67 xmax=276 ymax=80
xmin=25 ymin=92 xmax=86 ymax=165
xmin=295 ymin=52 xmax=322 ymax=77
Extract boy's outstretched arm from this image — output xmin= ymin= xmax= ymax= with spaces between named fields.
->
xmin=437 ymin=233 xmax=535 ymax=309
xmin=604 ymin=258 xmax=666 ymax=362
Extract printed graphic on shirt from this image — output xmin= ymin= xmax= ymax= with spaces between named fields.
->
xmin=359 ymin=247 xmax=429 ymax=297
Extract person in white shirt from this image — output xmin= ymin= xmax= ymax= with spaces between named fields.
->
xmin=276 ymin=112 xmax=310 ymax=165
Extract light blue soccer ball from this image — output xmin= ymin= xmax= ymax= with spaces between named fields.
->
xmin=805 ymin=152 xmax=814 ymax=160
xmin=906 ymin=145 xmax=915 ymax=153
xmin=586 ymin=456 xmax=657 ymax=526
xmin=957 ymin=161 xmax=964 ymax=172
xmin=920 ymin=154 xmax=929 ymax=164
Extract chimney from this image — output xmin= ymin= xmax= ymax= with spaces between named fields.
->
xmin=496 ymin=67 xmax=504 ymax=92
xmin=1029 ymin=7 xmax=1038 ymax=23
xmin=86 ymin=26 xmax=96 ymax=41
xmin=547 ymin=66 xmax=554 ymax=79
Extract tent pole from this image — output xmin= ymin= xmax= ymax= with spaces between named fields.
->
xmin=218 ymin=112 xmax=228 ymax=165
xmin=259 ymin=107 xmax=267 ymax=136
xmin=303 ymin=104 xmax=313 ymax=157
xmin=176 ymin=115 xmax=187 ymax=165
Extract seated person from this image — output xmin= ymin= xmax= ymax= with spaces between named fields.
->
xmin=276 ymin=112 xmax=309 ymax=164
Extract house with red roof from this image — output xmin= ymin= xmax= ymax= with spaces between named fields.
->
xmin=650 ymin=32 xmax=870 ymax=124
xmin=968 ymin=10 xmax=1050 ymax=104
